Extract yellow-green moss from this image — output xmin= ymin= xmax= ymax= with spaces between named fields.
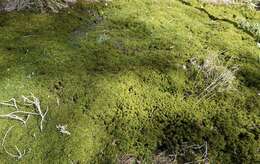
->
xmin=0 ymin=0 xmax=259 ymax=163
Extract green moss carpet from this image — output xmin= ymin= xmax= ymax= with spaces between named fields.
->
xmin=0 ymin=0 xmax=259 ymax=163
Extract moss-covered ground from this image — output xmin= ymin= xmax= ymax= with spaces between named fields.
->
xmin=0 ymin=0 xmax=259 ymax=163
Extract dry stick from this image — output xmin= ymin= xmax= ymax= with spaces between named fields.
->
xmin=203 ymin=142 xmax=209 ymax=164
xmin=8 ymin=111 xmax=38 ymax=115
xmin=14 ymin=145 xmax=25 ymax=159
xmin=183 ymin=142 xmax=209 ymax=164
xmin=2 ymin=126 xmax=25 ymax=160
xmin=0 ymin=98 xmax=38 ymax=125
xmin=0 ymin=114 xmax=26 ymax=124
xmin=0 ymin=111 xmax=39 ymax=125
xmin=2 ymin=126 xmax=14 ymax=147
xmin=40 ymin=107 xmax=48 ymax=131
xmin=22 ymin=94 xmax=48 ymax=131
xmin=0 ymin=98 xmax=19 ymax=111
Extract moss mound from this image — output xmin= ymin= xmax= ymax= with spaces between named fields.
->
xmin=0 ymin=0 xmax=259 ymax=163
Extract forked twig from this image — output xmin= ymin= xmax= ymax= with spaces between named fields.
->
xmin=22 ymin=94 xmax=48 ymax=131
xmin=0 ymin=94 xmax=49 ymax=160
xmin=0 ymin=95 xmax=48 ymax=131
xmin=0 ymin=98 xmax=19 ymax=111
xmin=0 ymin=111 xmax=39 ymax=125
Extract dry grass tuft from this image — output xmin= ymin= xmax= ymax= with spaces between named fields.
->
xmin=118 ymin=154 xmax=141 ymax=164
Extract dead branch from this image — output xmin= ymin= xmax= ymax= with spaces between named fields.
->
xmin=2 ymin=126 xmax=26 ymax=160
xmin=0 ymin=97 xmax=39 ymax=125
xmin=0 ymin=98 xmax=19 ymax=111
xmin=203 ymin=142 xmax=209 ymax=164
xmin=2 ymin=126 xmax=14 ymax=147
xmin=0 ymin=111 xmax=39 ymax=125
xmin=22 ymin=94 xmax=48 ymax=131
xmin=0 ymin=94 xmax=48 ymax=131
xmin=0 ymin=94 xmax=49 ymax=160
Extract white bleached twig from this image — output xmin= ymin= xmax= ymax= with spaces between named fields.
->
xmin=22 ymin=94 xmax=48 ymax=131
xmin=56 ymin=124 xmax=71 ymax=135
xmin=2 ymin=126 xmax=26 ymax=160
xmin=2 ymin=126 xmax=14 ymax=147
xmin=0 ymin=98 xmax=19 ymax=111
xmin=0 ymin=111 xmax=39 ymax=125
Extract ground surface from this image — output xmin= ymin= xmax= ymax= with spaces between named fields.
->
xmin=0 ymin=0 xmax=259 ymax=163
